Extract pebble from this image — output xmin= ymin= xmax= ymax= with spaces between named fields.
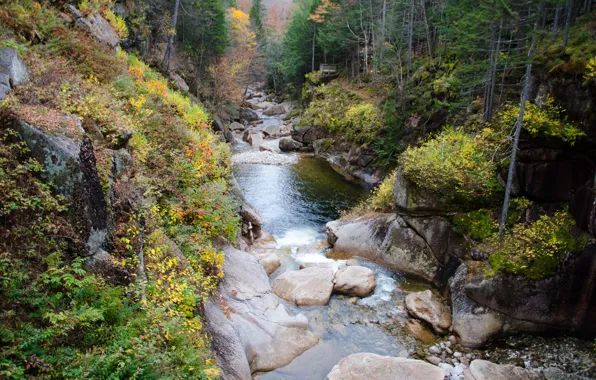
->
xmin=429 ymin=345 xmax=442 ymax=355
xmin=426 ymin=355 xmax=442 ymax=366
xmin=445 ymin=347 xmax=453 ymax=355
xmin=439 ymin=363 xmax=455 ymax=374
xmin=465 ymin=353 xmax=472 ymax=359
xmin=445 ymin=341 xmax=452 ymax=348
xmin=453 ymin=351 xmax=462 ymax=358
xmin=449 ymin=335 xmax=458 ymax=345
xmin=232 ymin=151 xmax=298 ymax=165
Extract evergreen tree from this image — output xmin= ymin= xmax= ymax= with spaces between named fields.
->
xmin=250 ymin=0 xmax=266 ymax=42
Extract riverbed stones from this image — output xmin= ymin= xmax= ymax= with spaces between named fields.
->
xmin=259 ymin=138 xmax=281 ymax=153
xmin=327 ymin=353 xmax=446 ymax=380
xmin=333 ymin=265 xmax=376 ymax=297
xmin=406 ymin=319 xmax=436 ymax=344
xmin=279 ymin=137 xmax=303 ymax=151
xmin=272 ymin=267 xmax=334 ymax=306
xmin=463 ymin=360 xmax=545 ymax=380
xmin=262 ymin=124 xmax=281 ymax=136
xmin=263 ymin=104 xmax=286 ymax=116
xmin=405 ymin=290 xmax=452 ymax=334
xmin=229 ymin=121 xmax=245 ymax=131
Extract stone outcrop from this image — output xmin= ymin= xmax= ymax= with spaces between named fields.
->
xmin=291 ymin=126 xmax=327 ymax=145
xmin=66 ymin=5 xmax=120 ymax=49
xmin=463 ymin=360 xmax=545 ymax=380
xmin=169 ymin=72 xmax=189 ymax=92
xmin=0 ymin=47 xmax=29 ymax=100
xmin=229 ymin=121 xmax=245 ymax=131
xmin=405 ymin=290 xmax=452 ymax=334
xmin=204 ymin=245 xmax=319 ymax=377
xmin=272 ymin=267 xmax=334 ymax=306
xmin=327 ymin=353 xmax=445 ymax=380
xmin=393 ymin=168 xmax=459 ymax=216
xmin=11 ymin=121 xmax=109 ymax=258
xmin=332 ymin=265 xmax=376 ymax=297
xmin=325 ymin=214 xmax=463 ymax=287
xmin=252 ymin=250 xmax=281 ymax=276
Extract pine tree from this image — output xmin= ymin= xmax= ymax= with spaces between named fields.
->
xmin=250 ymin=0 xmax=266 ymax=42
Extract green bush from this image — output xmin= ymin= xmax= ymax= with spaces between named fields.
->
xmin=299 ymin=82 xmax=384 ymax=145
xmin=400 ymin=127 xmax=501 ymax=204
xmin=487 ymin=210 xmax=588 ymax=280
xmin=452 ymin=209 xmax=498 ymax=241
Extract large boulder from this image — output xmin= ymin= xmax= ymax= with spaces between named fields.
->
xmin=0 ymin=47 xmax=29 ymax=100
xmin=0 ymin=47 xmax=28 ymax=85
xmin=405 ymin=290 xmax=452 ymax=334
xmin=393 ymin=168 xmax=461 ymax=216
xmin=292 ymin=126 xmax=326 ymax=145
xmin=333 ymin=265 xmax=376 ymax=297
xmin=272 ymin=267 xmax=334 ymax=306
xmin=204 ymin=245 xmax=319 ymax=376
xmin=263 ymin=104 xmax=286 ymax=116
xmin=450 ymin=265 xmax=505 ymax=348
xmin=463 ymin=360 xmax=545 ymax=380
xmin=66 ymin=5 xmax=120 ymax=49
xmin=239 ymin=108 xmax=259 ymax=122
xmin=260 ymin=139 xmax=281 ymax=153
xmin=279 ymin=137 xmax=303 ymax=152
xmin=325 ymin=214 xmax=461 ymax=287
xmin=262 ymin=124 xmax=281 ymax=136
xmin=229 ymin=121 xmax=245 ymax=131
xmin=169 ymin=72 xmax=189 ymax=92
xmin=327 ymin=353 xmax=445 ymax=380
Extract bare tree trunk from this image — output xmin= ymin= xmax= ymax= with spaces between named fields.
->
xmin=563 ymin=0 xmax=573 ymax=47
xmin=484 ymin=16 xmax=503 ymax=123
xmin=499 ymin=3 xmax=542 ymax=239
xmin=162 ymin=0 xmax=181 ymax=71
xmin=553 ymin=4 xmax=560 ymax=36
xmin=407 ymin=0 xmax=415 ymax=71
xmin=380 ymin=0 xmax=387 ymax=62
xmin=420 ymin=0 xmax=433 ymax=65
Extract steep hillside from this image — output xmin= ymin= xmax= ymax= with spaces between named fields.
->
xmin=0 ymin=1 xmax=237 ymax=377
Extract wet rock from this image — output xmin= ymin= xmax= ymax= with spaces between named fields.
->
xmin=204 ymin=245 xmax=319 ymax=376
xmin=406 ymin=319 xmax=436 ymax=344
xmin=66 ymin=5 xmax=120 ymax=49
xmin=272 ymin=267 xmax=334 ymax=306
xmin=253 ymin=252 xmax=281 ymax=276
xmin=333 ymin=265 xmax=376 ymax=297
xmin=259 ymin=139 xmax=281 ymax=153
xmin=239 ymin=108 xmax=259 ymax=122
xmin=263 ymin=104 xmax=286 ymax=116
xmin=327 ymin=353 xmax=445 ymax=380
xmin=463 ymin=360 xmax=545 ymax=380
xmin=279 ymin=137 xmax=303 ymax=152
xmin=406 ymin=290 xmax=452 ymax=334
xmin=262 ymin=124 xmax=281 ymax=137
xmin=229 ymin=121 xmax=245 ymax=131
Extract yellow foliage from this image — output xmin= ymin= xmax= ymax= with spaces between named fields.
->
xmin=103 ymin=9 xmax=128 ymax=39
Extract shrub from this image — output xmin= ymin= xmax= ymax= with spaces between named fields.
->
xmin=299 ymin=82 xmax=384 ymax=145
xmin=453 ymin=209 xmax=499 ymax=241
xmin=486 ymin=210 xmax=588 ymax=280
xmin=103 ymin=9 xmax=128 ymax=39
xmin=493 ymin=96 xmax=585 ymax=145
xmin=400 ymin=127 xmax=501 ymax=203
xmin=370 ymin=172 xmax=396 ymax=211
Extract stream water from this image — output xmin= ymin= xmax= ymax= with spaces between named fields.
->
xmin=233 ymin=142 xmax=431 ymax=378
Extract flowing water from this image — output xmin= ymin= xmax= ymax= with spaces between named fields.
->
xmin=234 ymin=152 xmax=430 ymax=379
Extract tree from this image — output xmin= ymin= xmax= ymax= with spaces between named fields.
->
xmin=162 ymin=0 xmax=181 ymax=71
xmin=499 ymin=2 xmax=543 ymax=239
xmin=250 ymin=0 xmax=266 ymax=42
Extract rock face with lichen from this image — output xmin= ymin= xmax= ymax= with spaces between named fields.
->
xmin=0 ymin=47 xmax=29 ymax=100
